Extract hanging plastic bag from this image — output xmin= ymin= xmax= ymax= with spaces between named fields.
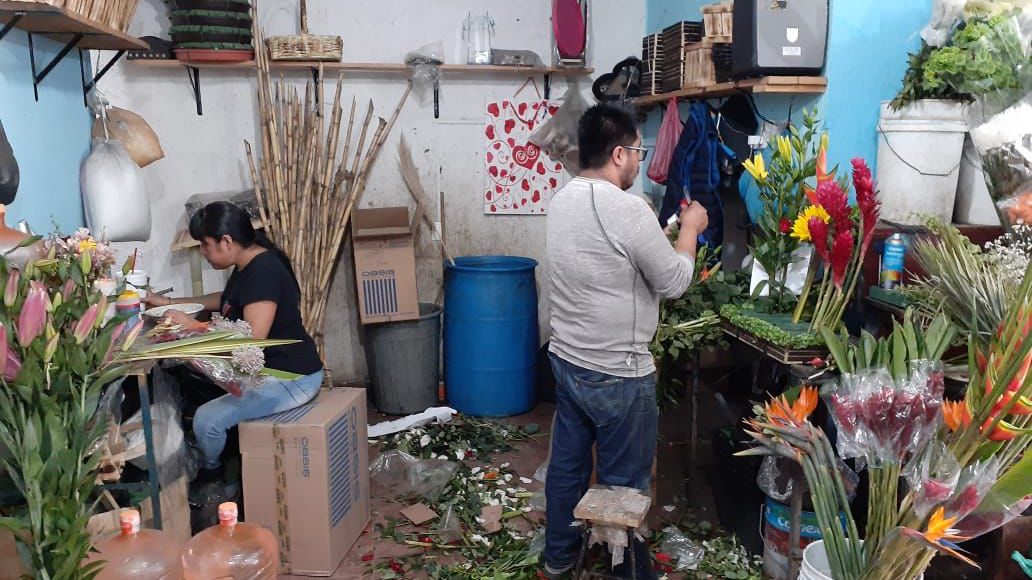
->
xmin=91 ymin=106 xmax=164 ymax=168
xmin=0 ymin=118 xmax=19 ymax=204
xmin=81 ymin=139 xmax=151 ymax=242
xmin=530 ymin=80 xmax=589 ymax=175
xmin=647 ymin=98 xmax=683 ymax=184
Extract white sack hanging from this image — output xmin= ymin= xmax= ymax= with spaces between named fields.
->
xmin=81 ymin=138 xmax=151 ymax=242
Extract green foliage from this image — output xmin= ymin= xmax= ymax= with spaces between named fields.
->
xmin=892 ymin=12 xmax=1029 ymax=109
xmin=720 ymin=304 xmax=823 ymax=349
xmin=0 ymin=255 xmax=122 ymax=580
xmin=820 ymin=308 xmax=957 ymax=379
xmin=650 ymin=247 xmax=749 ymax=410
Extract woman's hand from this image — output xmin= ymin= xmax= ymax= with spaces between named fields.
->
xmin=143 ymin=292 xmax=172 ymax=308
xmin=162 ymin=309 xmax=194 ymax=327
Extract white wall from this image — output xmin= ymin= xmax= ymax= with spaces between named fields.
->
xmin=97 ymin=0 xmax=646 ymax=381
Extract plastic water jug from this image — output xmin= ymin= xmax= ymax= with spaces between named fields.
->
xmin=84 ymin=509 xmax=183 ymax=579
xmin=182 ymin=502 xmax=279 ymax=579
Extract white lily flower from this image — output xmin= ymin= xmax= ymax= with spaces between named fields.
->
xmin=456 ymin=450 xmax=465 ymax=460
xmin=504 ymin=474 xmax=513 ymax=482
xmin=472 ymin=467 xmax=481 ymax=475
xmin=519 ymin=477 xmax=533 ymax=484
xmin=501 ymin=462 xmax=510 ymax=468
xmin=419 ymin=434 xmax=432 ymax=447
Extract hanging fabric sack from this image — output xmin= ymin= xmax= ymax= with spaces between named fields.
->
xmin=91 ymin=106 xmax=164 ymax=168
xmin=647 ymin=98 xmax=683 ymax=184
xmin=81 ymin=138 xmax=151 ymax=242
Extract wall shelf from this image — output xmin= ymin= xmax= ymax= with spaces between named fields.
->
xmin=0 ymin=1 xmax=147 ymax=50
xmin=0 ymin=1 xmax=147 ymax=103
xmin=632 ymin=75 xmax=828 ymax=107
xmin=130 ymin=59 xmax=593 ymax=76
xmin=129 ymin=58 xmax=594 ymax=116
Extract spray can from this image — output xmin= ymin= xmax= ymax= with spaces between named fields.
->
xmin=880 ymin=233 xmax=907 ymax=290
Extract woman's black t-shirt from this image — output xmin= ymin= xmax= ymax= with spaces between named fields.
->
xmin=220 ymin=251 xmax=322 ymax=376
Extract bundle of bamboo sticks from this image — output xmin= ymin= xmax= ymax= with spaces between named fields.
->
xmin=245 ymin=5 xmax=411 ymax=355
xmin=35 ymin=0 xmax=139 ymax=32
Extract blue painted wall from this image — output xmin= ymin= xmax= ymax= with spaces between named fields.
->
xmin=0 ymin=32 xmax=90 ymax=233
xmin=644 ymin=0 xmax=931 ymax=181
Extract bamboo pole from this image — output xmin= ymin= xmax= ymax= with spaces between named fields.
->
xmin=248 ymin=1 xmax=411 ymax=352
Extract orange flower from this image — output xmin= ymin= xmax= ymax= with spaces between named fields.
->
xmin=700 ymin=268 xmax=712 ymax=282
xmin=943 ymin=400 xmax=972 ymax=432
xmin=766 ymin=386 xmax=819 ymax=425
xmin=901 ymin=506 xmax=978 ymax=567
xmin=924 ymin=507 xmax=961 ymax=544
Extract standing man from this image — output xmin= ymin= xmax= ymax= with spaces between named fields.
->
xmin=543 ymin=104 xmax=709 ymax=579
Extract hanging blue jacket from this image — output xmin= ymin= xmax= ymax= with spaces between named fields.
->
xmin=659 ymin=102 xmax=725 ymax=249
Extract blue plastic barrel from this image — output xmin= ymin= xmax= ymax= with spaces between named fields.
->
xmin=444 ymin=256 xmax=538 ymax=417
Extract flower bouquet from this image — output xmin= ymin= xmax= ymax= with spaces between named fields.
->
xmin=742 ymin=109 xmax=825 ymax=314
xmin=740 ymin=267 xmax=1032 ymax=579
xmin=39 ymin=227 xmax=116 ymax=283
xmin=789 ymin=158 xmax=881 ymax=332
xmin=143 ymin=314 xmax=301 ymax=397
xmin=0 ymin=232 xmax=298 ymax=579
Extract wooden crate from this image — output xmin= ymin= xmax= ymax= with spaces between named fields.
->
xmin=642 ymin=33 xmax=663 ymax=75
xmin=683 ymin=40 xmax=716 ymax=88
xmin=641 ymin=71 xmax=662 ymax=95
xmin=721 ymin=320 xmax=828 ymax=366
xmin=702 ymin=2 xmax=733 ymax=43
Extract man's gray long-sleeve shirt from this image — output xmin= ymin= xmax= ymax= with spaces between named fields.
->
xmin=547 ymin=177 xmax=695 ymax=378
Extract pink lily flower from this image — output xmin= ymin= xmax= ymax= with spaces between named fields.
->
xmin=17 ymin=282 xmax=48 ymax=347
xmin=3 ymin=269 xmax=18 ymax=308
xmin=74 ymin=304 xmax=100 ymax=344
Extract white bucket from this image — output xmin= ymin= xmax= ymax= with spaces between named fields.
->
xmin=876 ymin=100 xmax=967 ymax=225
xmin=801 ymin=540 xmax=924 ymax=580
xmin=954 ymin=132 xmax=1002 ymax=225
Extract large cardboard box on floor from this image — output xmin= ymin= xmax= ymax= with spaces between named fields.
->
xmin=240 ymin=388 xmax=369 ymax=576
xmin=352 ymin=207 xmax=419 ymax=324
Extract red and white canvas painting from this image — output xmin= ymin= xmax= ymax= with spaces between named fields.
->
xmin=484 ymin=100 xmax=565 ymax=215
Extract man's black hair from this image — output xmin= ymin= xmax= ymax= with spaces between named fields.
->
xmin=577 ymin=104 xmax=639 ymax=170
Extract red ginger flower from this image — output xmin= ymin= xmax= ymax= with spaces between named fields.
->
xmin=852 ymin=158 xmax=880 ymax=239
xmin=816 ymin=180 xmax=852 ymax=233
xmin=810 ymin=217 xmax=831 ymax=262
xmin=830 ymin=230 xmax=855 ymax=288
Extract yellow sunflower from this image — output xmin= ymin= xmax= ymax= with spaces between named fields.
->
xmin=791 ymin=205 xmax=831 ymax=242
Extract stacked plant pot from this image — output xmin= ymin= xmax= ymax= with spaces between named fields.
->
xmin=165 ymin=0 xmax=254 ymax=62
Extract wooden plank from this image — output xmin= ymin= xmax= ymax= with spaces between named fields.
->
xmin=633 ymin=75 xmax=828 ymax=107
xmin=0 ymin=1 xmax=147 ymax=50
xmin=129 ymin=59 xmax=593 ymax=75
xmin=573 ymin=486 xmax=651 ymax=529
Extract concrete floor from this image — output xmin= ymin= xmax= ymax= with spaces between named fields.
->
xmin=281 ymin=397 xmax=711 ymax=579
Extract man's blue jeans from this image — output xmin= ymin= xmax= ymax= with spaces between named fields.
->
xmin=545 ymin=354 xmax=659 ymax=579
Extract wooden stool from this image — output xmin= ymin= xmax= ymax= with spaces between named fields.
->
xmin=572 ymin=486 xmax=652 ymax=580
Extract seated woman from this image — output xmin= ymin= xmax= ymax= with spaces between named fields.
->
xmin=145 ymin=201 xmax=323 ymax=481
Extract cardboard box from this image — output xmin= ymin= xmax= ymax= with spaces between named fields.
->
xmin=240 ymin=389 xmax=370 ymax=576
xmin=352 ymin=207 xmax=419 ymax=325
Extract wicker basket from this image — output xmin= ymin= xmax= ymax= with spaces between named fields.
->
xmin=266 ymin=0 xmax=342 ymax=62
xmin=31 ymin=0 xmax=139 ymax=32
